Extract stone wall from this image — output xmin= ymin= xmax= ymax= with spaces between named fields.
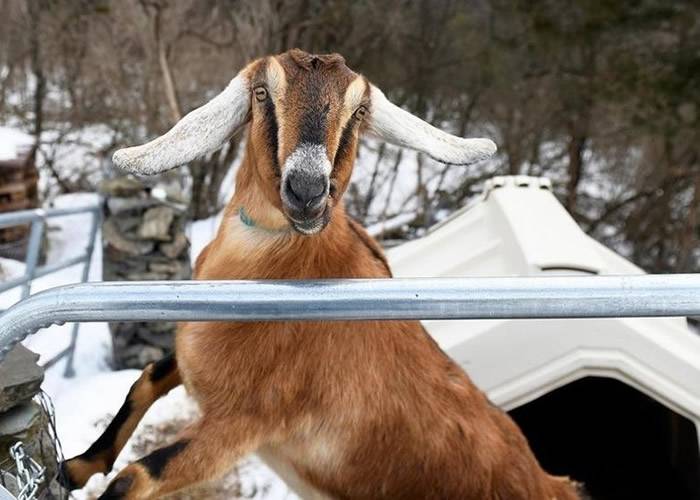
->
xmin=100 ymin=177 xmax=191 ymax=369
xmin=0 ymin=345 xmax=62 ymax=497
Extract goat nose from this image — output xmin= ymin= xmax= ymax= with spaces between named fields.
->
xmin=284 ymin=174 xmax=327 ymax=211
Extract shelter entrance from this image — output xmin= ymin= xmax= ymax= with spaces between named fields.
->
xmin=509 ymin=377 xmax=700 ymax=499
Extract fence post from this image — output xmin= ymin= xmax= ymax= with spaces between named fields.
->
xmin=20 ymin=216 xmax=44 ymax=300
xmin=62 ymin=205 xmax=101 ymax=378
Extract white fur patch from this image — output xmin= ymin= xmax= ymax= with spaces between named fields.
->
xmin=113 ymin=72 xmax=251 ymax=175
xmin=283 ymin=143 xmax=332 ymax=177
xmin=266 ymin=57 xmax=287 ymax=96
xmin=340 ymin=76 xmax=366 ymax=126
xmin=367 ymin=84 xmax=497 ymax=165
xmin=267 ymin=57 xmax=288 ymax=162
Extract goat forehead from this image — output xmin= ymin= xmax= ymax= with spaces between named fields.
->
xmin=268 ymin=53 xmax=358 ymax=155
xmin=276 ymin=52 xmax=357 ymax=101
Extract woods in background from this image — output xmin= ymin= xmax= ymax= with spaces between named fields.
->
xmin=0 ymin=0 xmax=698 ymax=273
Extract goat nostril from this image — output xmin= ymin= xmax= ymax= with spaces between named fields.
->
xmin=284 ymin=178 xmax=303 ymax=205
xmin=285 ymin=176 xmax=326 ymax=209
xmin=306 ymin=193 xmax=324 ymax=208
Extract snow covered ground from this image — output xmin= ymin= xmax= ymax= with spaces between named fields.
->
xmin=0 ymin=126 xmax=34 ymax=161
xmin=0 ymin=193 xmax=296 ymax=499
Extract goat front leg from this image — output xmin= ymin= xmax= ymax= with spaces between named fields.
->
xmin=97 ymin=416 xmax=266 ymax=499
xmin=60 ymin=354 xmax=181 ymax=489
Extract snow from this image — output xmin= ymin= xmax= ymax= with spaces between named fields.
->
xmin=0 ymin=125 xmax=34 ymax=161
xmin=0 ymin=257 xmax=25 ymax=281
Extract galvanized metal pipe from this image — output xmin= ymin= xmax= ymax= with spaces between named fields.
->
xmin=21 ymin=219 xmax=44 ymax=299
xmin=63 ymin=208 xmax=101 ymax=377
xmin=0 ymin=203 xmax=102 ymax=295
xmin=0 ymin=205 xmax=100 ymax=228
xmin=1 ymin=274 xmax=699 ymax=362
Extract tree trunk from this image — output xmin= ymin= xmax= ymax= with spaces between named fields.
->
xmin=142 ymin=0 xmax=240 ymax=221
xmin=565 ymin=130 xmax=588 ymax=213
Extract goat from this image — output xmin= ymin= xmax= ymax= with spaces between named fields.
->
xmin=60 ymin=49 xmax=581 ymax=499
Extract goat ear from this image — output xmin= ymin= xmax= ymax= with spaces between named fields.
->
xmin=366 ymin=84 xmax=496 ymax=165
xmin=113 ymin=71 xmax=251 ymax=175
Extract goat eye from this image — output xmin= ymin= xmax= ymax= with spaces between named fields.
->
xmin=354 ymin=105 xmax=367 ymax=120
xmin=254 ymin=87 xmax=268 ymax=102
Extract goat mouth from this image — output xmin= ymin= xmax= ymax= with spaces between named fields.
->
xmin=287 ymin=206 xmax=331 ymax=235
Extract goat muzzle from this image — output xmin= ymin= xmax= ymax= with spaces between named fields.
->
xmin=281 ymin=145 xmax=332 ymax=235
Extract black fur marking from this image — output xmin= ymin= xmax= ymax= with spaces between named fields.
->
xmin=149 ymin=354 xmax=176 ymax=383
xmin=138 ymin=440 xmax=190 ymax=479
xmin=81 ymin=389 xmax=134 ymax=463
xmin=347 ymin=218 xmax=392 ymax=277
xmin=263 ymin=97 xmax=281 ymax=176
xmin=98 ymin=475 xmax=133 ymax=499
xmin=334 ymin=118 xmax=356 ymax=169
xmin=56 ymin=461 xmax=79 ymax=491
xmin=299 ymin=100 xmax=330 ymax=145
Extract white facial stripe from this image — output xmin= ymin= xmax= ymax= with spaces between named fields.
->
xmin=266 ymin=57 xmax=287 ymax=165
xmin=266 ymin=57 xmax=286 ymax=94
xmin=283 ymin=144 xmax=332 ymax=178
xmin=339 ymin=76 xmax=366 ymax=131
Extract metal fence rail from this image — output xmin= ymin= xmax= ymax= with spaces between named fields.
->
xmin=0 ymin=205 xmax=100 ymax=298
xmin=0 ymin=204 xmax=101 ymax=375
xmin=1 ymin=273 xmax=699 ymax=362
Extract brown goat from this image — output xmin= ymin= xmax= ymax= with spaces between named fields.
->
xmin=61 ymin=49 xmax=581 ymax=499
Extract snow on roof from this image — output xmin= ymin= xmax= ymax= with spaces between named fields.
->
xmin=0 ymin=126 xmax=34 ymax=162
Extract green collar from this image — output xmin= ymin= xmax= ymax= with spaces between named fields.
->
xmin=238 ymin=207 xmax=290 ymax=234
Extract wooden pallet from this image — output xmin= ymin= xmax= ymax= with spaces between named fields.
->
xmin=0 ymin=150 xmax=39 ymax=259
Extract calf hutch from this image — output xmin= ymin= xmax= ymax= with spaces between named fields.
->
xmin=390 ymin=176 xmax=700 ymax=499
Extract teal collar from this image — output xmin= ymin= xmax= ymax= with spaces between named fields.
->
xmin=238 ymin=207 xmax=290 ymax=234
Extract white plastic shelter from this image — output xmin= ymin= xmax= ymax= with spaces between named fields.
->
xmin=389 ymin=176 xmax=700 ymax=441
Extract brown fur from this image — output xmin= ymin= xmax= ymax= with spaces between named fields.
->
xmin=65 ymin=49 xmax=581 ymax=499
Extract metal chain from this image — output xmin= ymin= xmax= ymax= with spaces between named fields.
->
xmin=8 ymin=443 xmax=44 ymax=500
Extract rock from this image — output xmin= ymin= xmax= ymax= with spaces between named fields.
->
xmin=138 ymin=206 xmax=175 ymax=241
xmin=112 ymin=215 xmax=142 ymax=234
xmin=0 ymin=345 xmax=44 ymax=414
xmin=160 ymin=233 xmax=189 ymax=258
xmin=0 ymin=470 xmax=20 ymax=497
xmin=0 ymin=400 xmax=41 ymax=435
xmin=0 ymin=401 xmax=58 ymax=498
xmin=99 ymin=177 xmax=145 ymax=197
xmin=125 ymin=271 xmax=169 ymax=280
xmin=107 ymin=196 xmax=158 ymax=215
xmin=117 ymin=345 xmax=165 ymax=369
xmin=137 ymin=346 xmax=165 ymax=367
xmin=103 ymin=218 xmax=155 ymax=256
xmin=149 ymin=260 xmax=185 ymax=275
xmin=135 ymin=326 xmax=176 ymax=348
xmin=103 ymin=258 xmax=148 ymax=280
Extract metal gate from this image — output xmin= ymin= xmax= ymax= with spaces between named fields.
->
xmin=0 ymin=204 xmax=100 ymax=374
xmin=1 ymin=273 xmax=699 ymax=362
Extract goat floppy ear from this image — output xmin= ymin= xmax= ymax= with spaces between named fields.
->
xmin=113 ymin=71 xmax=250 ymax=175
xmin=366 ymin=85 xmax=496 ymax=165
